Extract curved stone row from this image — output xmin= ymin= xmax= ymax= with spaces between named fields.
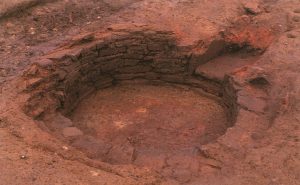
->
xmin=21 ymin=27 xmax=270 ymax=135
xmin=22 ymin=29 xmax=223 ymax=119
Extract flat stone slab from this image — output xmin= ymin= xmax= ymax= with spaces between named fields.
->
xmin=195 ymin=53 xmax=259 ymax=82
xmin=62 ymin=127 xmax=83 ymax=137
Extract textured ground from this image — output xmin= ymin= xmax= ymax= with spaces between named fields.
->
xmin=0 ymin=0 xmax=299 ymax=185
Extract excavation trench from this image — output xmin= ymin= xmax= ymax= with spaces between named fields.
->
xmin=21 ymin=29 xmax=265 ymax=182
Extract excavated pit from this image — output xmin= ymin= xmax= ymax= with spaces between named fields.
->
xmin=69 ymin=83 xmax=227 ymax=165
xmin=21 ymin=28 xmax=266 ymax=182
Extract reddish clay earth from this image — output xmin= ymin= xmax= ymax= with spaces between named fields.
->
xmin=0 ymin=0 xmax=300 ymax=185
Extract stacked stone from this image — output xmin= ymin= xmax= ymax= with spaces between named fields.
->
xmin=22 ymin=29 xmax=222 ymax=118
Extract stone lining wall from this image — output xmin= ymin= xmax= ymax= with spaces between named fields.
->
xmin=20 ymin=28 xmax=272 ymax=162
xmin=22 ymin=30 xmax=223 ymax=118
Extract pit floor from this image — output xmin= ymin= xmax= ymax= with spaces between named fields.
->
xmin=69 ymin=84 xmax=228 ymax=182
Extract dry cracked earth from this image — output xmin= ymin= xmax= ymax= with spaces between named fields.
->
xmin=0 ymin=0 xmax=300 ymax=185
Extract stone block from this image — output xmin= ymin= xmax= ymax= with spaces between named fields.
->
xmin=100 ymin=59 xmax=121 ymax=72
xmin=114 ymin=73 xmax=144 ymax=80
xmin=122 ymin=59 xmax=140 ymax=66
xmin=94 ymin=76 xmax=114 ymax=89
xmin=99 ymin=47 xmax=127 ymax=57
xmin=117 ymin=65 xmax=152 ymax=74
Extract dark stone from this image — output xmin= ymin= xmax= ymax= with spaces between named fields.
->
xmin=292 ymin=16 xmax=300 ymax=22
xmin=117 ymin=65 xmax=152 ymax=74
xmin=94 ymin=54 xmax=124 ymax=63
xmin=55 ymin=70 xmax=68 ymax=81
xmin=161 ymin=74 xmax=185 ymax=83
xmin=100 ymin=59 xmax=121 ymax=72
xmin=99 ymin=47 xmax=127 ymax=57
xmin=114 ymin=73 xmax=144 ymax=80
xmin=82 ymin=69 xmax=102 ymax=83
xmin=147 ymin=42 xmax=167 ymax=51
xmin=249 ymin=76 xmax=270 ymax=87
xmin=123 ymin=59 xmax=140 ymax=66
xmin=154 ymin=65 xmax=184 ymax=74
xmin=25 ymin=78 xmax=43 ymax=90
xmin=80 ymin=52 xmax=98 ymax=64
xmin=127 ymin=45 xmax=148 ymax=55
xmin=114 ymin=39 xmax=142 ymax=47
xmin=76 ymin=83 xmax=95 ymax=99
xmin=122 ymin=53 xmax=144 ymax=59
xmin=144 ymin=72 xmax=160 ymax=80
xmin=94 ymin=76 xmax=113 ymax=89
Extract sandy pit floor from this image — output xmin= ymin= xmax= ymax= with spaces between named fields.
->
xmin=68 ymin=84 xmax=227 ymax=182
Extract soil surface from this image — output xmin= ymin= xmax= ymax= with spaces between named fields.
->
xmin=0 ymin=0 xmax=299 ymax=185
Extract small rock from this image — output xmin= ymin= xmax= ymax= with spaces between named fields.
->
xmin=62 ymin=127 xmax=83 ymax=137
xmin=243 ymin=1 xmax=262 ymax=15
xmin=25 ymin=78 xmax=43 ymax=89
xmin=294 ymin=8 xmax=300 ymax=13
xmin=0 ymin=68 xmax=8 ymax=77
xmin=0 ymin=118 xmax=8 ymax=128
xmin=287 ymin=33 xmax=297 ymax=39
xmin=173 ymin=169 xmax=192 ymax=183
xmin=28 ymin=107 xmax=45 ymax=119
xmin=25 ymin=65 xmax=39 ymax=76
xmin=62 ymin=146 xmax=69 ymax=150
xmin=34 ymin=58 xmax=54 ymax=68
xmin=20 ymin=155 xmax=27 ymax=160
xmin=251 ymin=132 xmax=265 ymax=140
xmin=292 ymin=15 xmax=300 ymax=22
xmin=55 ymin=70 xmax=67 ymax=80
xmin=199 ymin=158 xmax=222 ymax=169
xmin=107 ymin=142 xmax=135 ymax=164
xmin=29 ymin=27 xmax=35 ymax=35
xmin=90 ymin=171 xmax=99 ymax=176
